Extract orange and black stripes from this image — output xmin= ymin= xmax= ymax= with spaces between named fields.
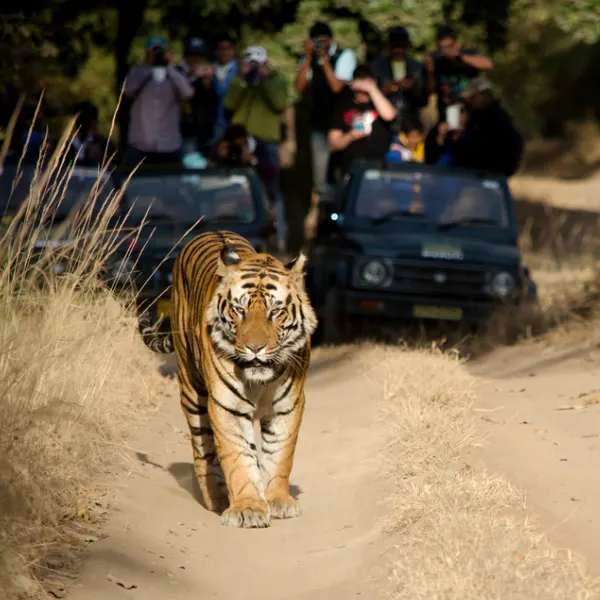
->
xmin=138 ymin=230 xmax=317 ymax=528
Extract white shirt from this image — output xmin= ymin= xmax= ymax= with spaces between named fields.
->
xmin=215 ymin=60 xmax=236 ymax=84
xmin=298 ymin=43 xmax=357 ymax=82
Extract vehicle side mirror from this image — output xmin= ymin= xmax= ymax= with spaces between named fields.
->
xmin=316 ymin=189 xmax=342 ymax=236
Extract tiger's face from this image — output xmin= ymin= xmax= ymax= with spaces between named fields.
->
xmin=206 ymin=246 xmax=318 ymax=384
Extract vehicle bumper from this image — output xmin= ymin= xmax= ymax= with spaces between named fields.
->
xmin=337 ymin=289 xmax=505 ymax=324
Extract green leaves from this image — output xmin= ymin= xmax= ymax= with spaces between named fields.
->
xmin=554 ymin=0 xmax=600 ymax=43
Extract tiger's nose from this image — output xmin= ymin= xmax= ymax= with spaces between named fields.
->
xmin=246 ymin=344 xmax=266 ymax=355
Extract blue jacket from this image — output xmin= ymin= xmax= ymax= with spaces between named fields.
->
xmin=213 ymin=60 xmax=239 ymax=127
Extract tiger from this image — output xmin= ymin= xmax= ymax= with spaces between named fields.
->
xmin=138 ymin=230 xmax=318 ymax=528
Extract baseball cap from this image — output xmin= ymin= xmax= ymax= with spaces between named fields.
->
xmin=436 ymin=25 xmax=457 ymax=41
xmin=145 ymin=35 xmax=168 ymax=50
xmin=184 ymin=37 xmax=207 ymax=55
xmin=388 ymin=26 xmax=412 ymax=47
xmin=243 ymin=45 xmax=268 ymax=65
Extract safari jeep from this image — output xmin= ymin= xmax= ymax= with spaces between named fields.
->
xmin=306 ymin=160 xmax=537 ymax=344
xmin=111 ymin=165 xmax=275 ymax=331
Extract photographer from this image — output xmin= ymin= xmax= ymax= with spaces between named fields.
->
xmin=223 ymin=45 xmax=289 ymax=251
xmin=123 ymin=36 xmax=194 ymax=166
xmin=294 ymin=21 xmax=357 ymax=199
xmin=370 ymin=26 xmax=428 ymax=134
xmin=424 ymin=25 xmax=493 ymax=124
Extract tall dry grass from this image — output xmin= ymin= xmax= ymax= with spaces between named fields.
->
xmin=0 ymin=115 xmax=164 ymax=598
xmin=355 ymin=345 xmax=599 ymax=598
xmin=474 ymin=211 xmax=600 ymax=352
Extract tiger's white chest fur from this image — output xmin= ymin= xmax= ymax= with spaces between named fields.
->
xmin=244 ymin=370 xmax=292 ymax=422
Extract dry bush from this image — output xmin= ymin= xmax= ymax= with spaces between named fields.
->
xmin=0 ymin=120 xmax=164 ymax=597
xmin=472 ymin=268 xmax=599 ymax=355
xmin=355 ymin=345 xmax=599 ymax=599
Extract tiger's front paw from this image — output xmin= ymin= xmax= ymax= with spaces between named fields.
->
xmin=267 ymin=492 xmax=301 ymax=519
xmin=221 ymin=499 xmax=271 ymax=528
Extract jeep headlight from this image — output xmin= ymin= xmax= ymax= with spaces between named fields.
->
xmin=354 ymin=258 xmax=393 ymax=288
xmin=361 ymin=261 xmax=387 ymax=285
xmin=488 ymin=271 xmax=515 ymax=298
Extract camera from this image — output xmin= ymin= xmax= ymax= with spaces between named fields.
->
xmin=150 ymin=46 xmax=168 ymax=66
xmin=227 ymin=142 xmax=244 ymax=165
xmin=312 ymin=37 xmax=322 ymax=52
xmin=244 ymin=61 xmax=261 ymax=87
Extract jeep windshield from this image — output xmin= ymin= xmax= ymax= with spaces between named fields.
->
xmin=123 ymin=172 xmax=257 ymax=226
xmin=353 ymin=169 xmax=509 ymax=229
xmin=0 ymin=164 xmax=118 ymax=221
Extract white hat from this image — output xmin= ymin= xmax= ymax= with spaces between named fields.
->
xmin=243 ymin=45 xmax=268 ymax=65
xmin=464 ymin=76 xmax=497 ymax=97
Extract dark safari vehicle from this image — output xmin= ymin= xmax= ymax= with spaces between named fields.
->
xmin=0 ymin=161 xmax=124 ymax=279
xmin=306 ymin=161 xmax=537 ymax=343
xmin=114 ymin=165 xmax=274 ymax=328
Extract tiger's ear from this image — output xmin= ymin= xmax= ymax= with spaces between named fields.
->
xmin=216 ymin=244 xmax=241 ymax=277
xmin=285 ymin=253 xmax=308 ymax=287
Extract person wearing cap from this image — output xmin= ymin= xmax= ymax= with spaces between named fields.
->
xmin=451 ymin=76 xmax=523 ymax=177
xmin=224 ymin=45 xmax=289 ymax=251
xmin=294 ymin=21 xmax=357 ymax=200
xmin=180 ymin=36 xmax=218 ymax=156
xmin=123 ymin=35 xmax=194 ymax=166
xmin=424 ymin=25 xmax=494 ymax=124
xmin=370 ymin=26 xmax=428 ymax=134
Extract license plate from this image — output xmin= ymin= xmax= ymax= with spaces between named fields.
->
xmin=157 ymin=299 xmax=171 ymax=320
xmin=413 ymin=304 xmax=463 ymax=321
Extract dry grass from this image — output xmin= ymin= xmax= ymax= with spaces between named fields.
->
xmin=0 ymin=117 xmax=164 ymax=598
xmin=352 ymin=344 xmax=599 ymax=599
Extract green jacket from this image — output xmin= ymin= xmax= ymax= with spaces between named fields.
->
xmin=224 ymin=72 xmax=288 ymax=143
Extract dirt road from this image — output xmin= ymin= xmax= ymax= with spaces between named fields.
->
xmin=68 ymin=349 xmax=386 ymax=600
xmin=467 ymin=335 xmax=600 ymax=575
xmin=66 ymin=330 xmax=600 ymax=599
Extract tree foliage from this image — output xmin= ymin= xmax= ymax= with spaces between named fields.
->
xmin=1 ymin=0 xmax=599 ymax=139
xmin=554 ymin=0 xmax=600 ymax=43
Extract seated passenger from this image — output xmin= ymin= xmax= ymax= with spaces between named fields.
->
xmin=424 ymin=101 xmax=468 ymax=166
xmin=385 ymin=119 xmax=425 ymax=164
xmin=71 ymin=101 xmax=119 ymax=165
xmin=451 ymin=77 xmax=524 ymax=177
xmin=209 ymin=124 xmax=258 ymax=168
xmin=440 ymin=184 xmax=505 ymax=225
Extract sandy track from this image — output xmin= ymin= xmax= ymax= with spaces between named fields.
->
xmin=467 ymin=336 xmax=600 ymax=576
xmin=67 ymin=331 xmax=600 ymax=599
xmin=69 ymin=349 xmax=385 ymax=600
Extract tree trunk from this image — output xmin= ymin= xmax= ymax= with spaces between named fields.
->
xmin=280 ymin=95 xmax=314 ymax=256
xmin=115 ymin=0 xmax=148 ymax=152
